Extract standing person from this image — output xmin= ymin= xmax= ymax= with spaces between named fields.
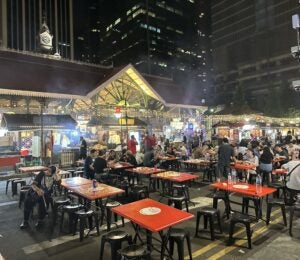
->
xmin=217 ymin=138 xmax=234 ymax=180
xmin=93 ymin=150 xmax=108 ymax=181
xmin=84 ymin=149 xmax=97 ymax=179
xmin=259 ymin=146 xmax=274 ymax=184
xmin=20 ymin=166 xmax=59 ymax=229
xmin=143 ymin=132 xmax=153 ymax=152
xmin=285 ymin=130 xmax=293 ymax=145
xmin=79 ymin=136 xmax=87 ymax=159
xmin=127 ymin=135 xmax=138 ymax=155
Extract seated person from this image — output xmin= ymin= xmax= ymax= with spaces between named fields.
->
xmin=245 ymin=149 xmax=259 ymax=183
xmin=20 ymin=166 xmax=59 ymax=229
xmin=282 ymin=159 xmax=300 ymax=204
xmin=124 ymin=150 xmax=138 ymax=166
xmin=106 ymin=149 xmax=117 ymax=162
xmin=135 ymin=148 xmax=144 ymax=166
xmin=143 ymin=148 xmax=155 ymax=167
xmin=93 ymin=150 xmax=108 ymax=181
xmin=84 ymin=149 xmax=97 ymax=179
xmin=274 ymin=144 xmax=289 ymax=167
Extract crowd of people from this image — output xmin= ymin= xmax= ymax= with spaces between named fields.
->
xmin=20 ymin=131 xmax=300 ymax=228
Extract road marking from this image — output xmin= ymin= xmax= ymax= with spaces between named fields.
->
xmin=207 ymin=216 xmax=283 ymax=260
xmin=186 ymin=208 xmax=281 ymax=259
xmin=0 ymin=201 xmax=18 ymax=207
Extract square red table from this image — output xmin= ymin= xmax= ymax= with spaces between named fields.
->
xmin=153 ymin=171 xmax=198 ymax=183
xmin=211 ymin=182 xmax=276 ymax=198
xmin=126 ymin=167 xmax=165 ymax=176
xmin=112 ymin=198 xmax=194 ymax=232
xmin=230 ymin=162 xmax=256 ymax=171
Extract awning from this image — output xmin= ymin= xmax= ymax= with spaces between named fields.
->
xmin=87 ymin=116 xmax=147 ymax=127
xmin=1 ymin=113 xmax=77 ymax=131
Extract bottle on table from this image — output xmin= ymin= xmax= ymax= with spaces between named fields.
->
xmin=256 ymin=174 xmax=262 ymax=194
xmin=231 ymin=169 xmax=237 ymax=183
xmin=228 ymin=172 xmax=232 ymax=185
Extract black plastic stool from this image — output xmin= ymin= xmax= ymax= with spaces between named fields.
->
xmin=74 ymin=209 xmax=100 ymax=241
xmin=228 ymin=212 xmax=253 ymax=249
xmin=19 ymin=185 xmax=31 ymax=208
xmin=242 ymin=196 xmax=261 ymax=220
xmin=195 ymin=207 xmax=222 ymax=240
xmin=6 ymin=178 xmax=22 ymax=194
xmin=213 ymin=191 xmax=230 ymax=219
xmin=168 ymin=196 xmax=189 ymax=211
xmin=12 ymin=179 xmax=26 ymax=196
xmin=118 ymin=244 xmax=151 ymax=260
xmin=99 ymin=230 xmax=132 ymax=260
xmin=266 ymin=198 xmax=287 ymax=226
xmin=162 ymin=228 xmax=192 ymax=260
xmin=105 ymin=201 xmax=125 ymax=231
xmin=60 ymin=204 xmax=83 ymax=233
xmin=130 ymin=185 xmax=149 ymax=201
xmin=52 ymin=197 xmax=71 ymax=224
xmin=289 ymin=203 xmax=300 ymax=236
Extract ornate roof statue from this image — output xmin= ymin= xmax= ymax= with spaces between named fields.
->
xmin=39 ymin=21 xmax=53 ymax=53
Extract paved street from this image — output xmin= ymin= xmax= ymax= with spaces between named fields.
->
xmin=0 ymin=176 xmax=300 ymax=260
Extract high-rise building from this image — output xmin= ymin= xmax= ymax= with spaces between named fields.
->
xmin=211 ymin=0 xmax=300 ymax=110
xmin=96 ymin=0 xmax=212 ymax=99
xmin=73 ymin=0 xmax=101 ymax=63
xmin=0 ymin=0 xmax=74 ymax=59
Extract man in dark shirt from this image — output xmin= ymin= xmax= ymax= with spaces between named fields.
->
xmin=93 ymin=150 xmax=107 ymax=175
xmin=218 ymin=138 xmax=234 ymax=179
xmin=84 ymin=149 xmax=97 ymax=179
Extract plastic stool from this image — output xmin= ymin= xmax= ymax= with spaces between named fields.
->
xmin=99 ymin=230 xmax=132 ymax=260
xmin=195 ymin=207 xmax=222 ymax=240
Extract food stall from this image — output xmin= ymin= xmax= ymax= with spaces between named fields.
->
xmin=0 ymin=113 xmax=78 ymax=167
xmin=87 ymin=116 xmax=147 ymax=150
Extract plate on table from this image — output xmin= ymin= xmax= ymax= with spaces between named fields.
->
xmin=233 ymin=184 xmax=249 ymax=189
xmin=139 ymin=207 xmax=161 ymax=215
xmin=166 ymin=172 xmax=181 ymax=177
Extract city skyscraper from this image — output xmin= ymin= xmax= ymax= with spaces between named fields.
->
xmin=211 ymin=0 xmax=300 ymax=112
xmin=0 ymin=0 xmax=74 ymax=59
xmin=96 ymin=0 xmax=212 ymax=99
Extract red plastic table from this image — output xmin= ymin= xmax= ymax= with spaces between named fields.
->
xmin=112 ymin=198 xmax=194 ymax=257
xmin=211 ymin=181 xmax=276 ymax=220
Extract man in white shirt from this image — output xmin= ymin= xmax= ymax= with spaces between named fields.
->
xmin=282 ymin=160 xmax=300 ymax=203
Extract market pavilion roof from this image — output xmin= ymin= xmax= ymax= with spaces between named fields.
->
xmin=0 ymin=48 xmax=206 ymax=110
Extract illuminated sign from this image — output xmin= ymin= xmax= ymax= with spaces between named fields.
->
xmin=119 ymin=118 xmax=135 ymax=125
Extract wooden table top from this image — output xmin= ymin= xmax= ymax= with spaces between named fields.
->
xmin=111 ymin=198 xmax=194 ymax=232
xmin=126 ymin=167 xmax=165 ymax=175
xmin=19 ymin=166 xmax=48 ymax=173
xmin=230 ymin=161 xmax=256 ymax=170
xmin=158 ymin=156 xmax=178 ymax=161
xmin=110 ymin=162 xmax=134 ymax=169
xmin=182 ymin=159 xmax=217 ymax=165
xmin=211 ymin=182 xmax=276 ymax=197
xmin=66 ymin=182 xmax=124 ymax=200
xmin=153 ymin=171 xmax=198 ymax=182
xmin=61 ymin=177 xmax=92 ymax=187
xmin=272 ymin=168 xmax=288 ymax=175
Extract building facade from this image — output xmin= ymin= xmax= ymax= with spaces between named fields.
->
xmin=96 ymin=0 xmax=212 ymax=101
xmin=0 ymin=0 xmax=74 ymax=59
xmin=211 ymin=0 xmax=300 ymax=113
